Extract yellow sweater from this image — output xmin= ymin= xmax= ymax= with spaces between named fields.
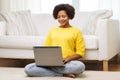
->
xmin=44 ymin=27 xmax=85 ymax=59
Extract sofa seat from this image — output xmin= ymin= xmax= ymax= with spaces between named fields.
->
xmin=0 ymin=35 xmax=98 ymax=50
xmin=0 ymin=36 xmax=45 ymax=49
xmin=0 ymin=35 xmax=98 ymax=59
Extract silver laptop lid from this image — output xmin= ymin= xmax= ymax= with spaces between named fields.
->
xmin=33 ymin=46 xmax=64 ymax=66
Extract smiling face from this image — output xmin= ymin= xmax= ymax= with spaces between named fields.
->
xmin=57 ymin=10 xmax=70 ymax=28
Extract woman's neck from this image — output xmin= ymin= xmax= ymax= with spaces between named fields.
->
xmin=59 ymin=23 xmax=71 ymax=28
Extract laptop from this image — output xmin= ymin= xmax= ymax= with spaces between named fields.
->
xmin=33 ymin=46 xmax=64 ymax=66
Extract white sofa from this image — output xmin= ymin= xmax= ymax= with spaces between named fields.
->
xmin=0 ymin=10 xmax=119 ymax=71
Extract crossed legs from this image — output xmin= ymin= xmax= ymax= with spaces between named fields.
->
xmin=24 ymin=61 xmax=85 ymax=77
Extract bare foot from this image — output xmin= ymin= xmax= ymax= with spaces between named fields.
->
xmin=63 ymin=74 xmax=76 ymax=78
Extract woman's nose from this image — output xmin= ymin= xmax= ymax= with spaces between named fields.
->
xmin=59 ymin=17 xmax=64 ymax=20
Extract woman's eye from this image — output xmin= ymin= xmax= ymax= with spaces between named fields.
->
xmin=57 ymin=16 xmax=60 ymax=18
xmin=57 ymin=15 xmax=66 ymax=19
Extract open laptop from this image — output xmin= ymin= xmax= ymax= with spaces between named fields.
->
xmin=33 ymin=46 xmax=64 ymax=66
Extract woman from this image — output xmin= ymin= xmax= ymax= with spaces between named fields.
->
xmin=24 ymin=4 xmax=85 ymax=78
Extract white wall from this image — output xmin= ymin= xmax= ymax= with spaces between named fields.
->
xmin=0 ymin=0 xmax=10 ymax=11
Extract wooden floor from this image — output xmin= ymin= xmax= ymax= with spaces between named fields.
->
xmin=0 ymin=53 xmax=120 ymax=71
xmin=85 ymin=61 xmax=120 ymax=71
xmin=109 ymin=62 xmax=120 ymax=71
xmin=0 ymin=58 xmax=120 ymax=71
xmin=84 ymin=54 xmax=120 ymax=71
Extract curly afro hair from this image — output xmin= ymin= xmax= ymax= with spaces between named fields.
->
xmin=53 ymin=4 xmax=75 ymax=19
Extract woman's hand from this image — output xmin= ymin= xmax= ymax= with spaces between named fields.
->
xmin=63 ymin=54 xmax=82 ymax=64
xmin=63 ymin=58 xmax=71 ymax=64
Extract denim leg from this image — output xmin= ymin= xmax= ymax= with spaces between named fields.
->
xmin=24 ymin=63 xmax=62 ymax=77
xmin=50 ymin=61 xmax=85 ymax=74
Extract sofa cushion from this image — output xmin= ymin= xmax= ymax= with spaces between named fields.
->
xmin=70 ymin=10 xmax=112 ymax=35
xmin=0 ymin=10 xmax=37 ymax=35
xmin=0 ymin=36 xmax=45 ymax=49
xmin=0 ymin=35 xmax=98 ymax=50
xmin=0 ymin=21 xmax=6 ymax=36
xmin=31 ymin=14 xmax=59 ymax=36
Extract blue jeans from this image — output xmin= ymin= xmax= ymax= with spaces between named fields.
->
xmin=24 ymin=61 xmax=85 ymax=77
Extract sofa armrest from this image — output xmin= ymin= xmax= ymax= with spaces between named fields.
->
xmin=97 ymin=19 xmax=120 ymax=60
xmin=0 ymin=21 xmax=6 ymax=36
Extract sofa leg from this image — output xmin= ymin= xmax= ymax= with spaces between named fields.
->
xmin=103 ymin=60 xmax=108 ymax=71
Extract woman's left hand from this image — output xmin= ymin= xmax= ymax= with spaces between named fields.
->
xmin=63 ymin=54 xmax=82 ymax=64
xmin=63 ymin=58 xmax=71 ymax=64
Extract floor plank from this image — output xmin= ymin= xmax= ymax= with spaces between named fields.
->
xmin=0 ymin=57 xmax=120 ymax=71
